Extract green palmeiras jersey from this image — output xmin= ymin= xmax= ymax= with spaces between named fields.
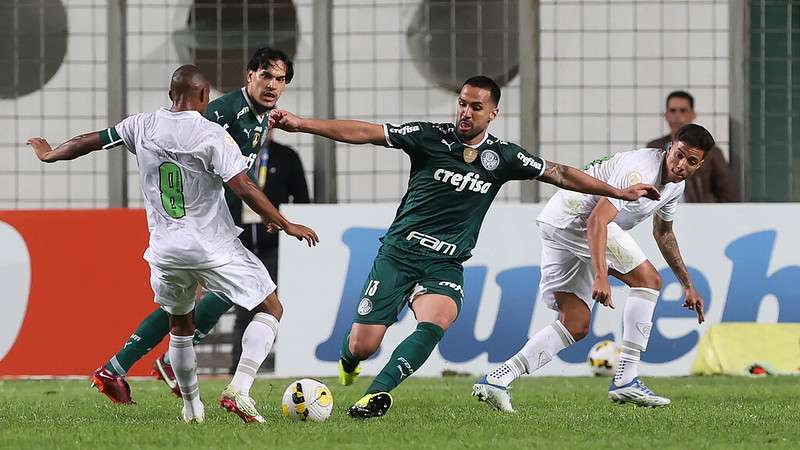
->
xmin=381 ymin=121 xmax=546 ymax=260
xmin=204 ymin=87 xmax=270 ymax=211
xmin=204 ymin=87 xmax=269 ymax=179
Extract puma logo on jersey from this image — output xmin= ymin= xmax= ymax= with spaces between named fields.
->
xmin=441 ymin=139 xmax=456 ymax=151
xmin=243 ymin=128 xmax=251 ymax=138
xmin=433 ymin=169 xmax=492 ymax=193
xmin=213 ymin=111 xmax=224 ymax=121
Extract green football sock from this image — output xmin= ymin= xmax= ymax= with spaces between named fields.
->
xmin=340 ymin=331 xmax=360 ymax=372
xmin=192 ymin=292 xmax=233 ymax=343
xmin=105 ymin=308 xmax=169 ymax=376
xmin=366 ymin=322 xmax=444 ymax=394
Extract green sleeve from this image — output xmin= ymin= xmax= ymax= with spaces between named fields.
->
xmin=502 ymin=143 xmax=546 ymax=181
xmin=384 ymin=122 xmax=427 ymax=151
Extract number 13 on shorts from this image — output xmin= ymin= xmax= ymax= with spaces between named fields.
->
xmin=365 ymin=280 xmax=380 ymax=296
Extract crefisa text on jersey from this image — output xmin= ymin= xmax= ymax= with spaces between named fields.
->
xmin=433 ymin=169 xmax=492 ymax=193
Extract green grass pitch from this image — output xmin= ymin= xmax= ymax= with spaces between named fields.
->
xmin=0 ymin=376 xmax=797 ymax=449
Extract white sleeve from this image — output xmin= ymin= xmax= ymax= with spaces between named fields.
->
xmin=656 ymin=186 xmax=683 ymax=222
xmin=112 ymin=114 xmax=141 ymax=153
xmin=210 ymin=131 xmax=248 ymax=182
xmin=588 ymin=153 xmax=629 ymax=211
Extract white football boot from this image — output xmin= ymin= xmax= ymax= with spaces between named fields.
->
xmin=219 ymin=385 xmax=266 ymax=423
xmin=608 ymin=377 xmax=671 ymax=407
xmin=472 ymin=375 xmax=516 ymax=413
xmin=181 ymin=401 xmax=205 ymax=423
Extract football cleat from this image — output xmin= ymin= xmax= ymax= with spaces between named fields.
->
xmin=608 ymin=377 xmax=671 ymax=407
xmin=347 ymin=392 xmax=392 ymax=419
xmin=219 ymin=385 xmax=265 ymax=423
xmin=151 ymin=354 xmax=182 ymax=398
xmin=182 ymin=402 xmax=205 ymax=423
xmin=472 ymin=375 xmax=515 ymax=413
xmin=338 ymin=360 xmax=361 ymax=386
xmin=90 ymin=367 xmax=134 ymax=404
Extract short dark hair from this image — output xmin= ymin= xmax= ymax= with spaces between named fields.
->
xmin=675 ymin=123 xmax=714 ymax=155
xmin=247 ymin=47 xmax=294 ymax=83
xmin=666 ymin=90 xmax=694 ymax=110
xmin=462 ymin=76 xmax=501 ymax=106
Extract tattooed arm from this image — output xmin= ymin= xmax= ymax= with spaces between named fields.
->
xmin=653 ymin=215 xmax=705 ymax=323
xmin=538 ymin=160 xmax=661 ymax=201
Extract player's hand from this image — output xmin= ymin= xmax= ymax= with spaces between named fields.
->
xmin=620 ymin=183 xmax=660 ymax=201
xmin=265 ymin=222 xmax=283 ymax=234
xmin=269 ymin=109 xmax=302 ymax=132
xmin=283 ymin=222 xmax=319 ymax=247
xmin=592 ymin=275 xmax=614 ymax=309
xmin=683 ymin=287 xmax=705 ymax=324
xmin=27 ymin=137 xmax=54 ymax=161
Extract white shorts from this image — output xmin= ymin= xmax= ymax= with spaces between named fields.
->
xmin=537 ymin=221 xmax=647 ymax=311
xmin=149 ymin=240 xmax=276 ymax=315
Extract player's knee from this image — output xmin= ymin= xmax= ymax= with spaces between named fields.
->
xmin=628 ymin=263 xmax=662 ymax=291
xmin=349 ymin=338 xmax=379 ymax=360
xmin=253 ymin=292 xmax=283 ymax=320
xmin=266 ymin=297 xmax=283 ymax=321
xmin=562 ymin=316 xmax=590 ymax=341
xmin=637 ymin=271 xmax=662 ymax=291
xmin=169 ymin=312 xmax=195 ymax=336
xmin=412 ymin=296 xmax=457 ymax=331
xmin=570 ymin=324 xmax=590 ymax=341
xmin=423 ymin=314 xmax=454 ymax=331
xmin=650 ymin=273 xmax=663 ymax=291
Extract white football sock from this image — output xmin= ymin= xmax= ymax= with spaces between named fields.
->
xmin=230 ymin=312 xmax=279 ymax=395
xmin=169 ymin=333 xmax=203 ymax=414
xmin=488 ymin=320 xmax=575 ymax=387
xmin=615 ymin=287 xmax=659 ymax=386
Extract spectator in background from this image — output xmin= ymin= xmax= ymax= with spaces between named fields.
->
xmin=646 ymin=91 xmax=740 ymax=202
xmin=229 ymin=130 xmax=310 ymax=373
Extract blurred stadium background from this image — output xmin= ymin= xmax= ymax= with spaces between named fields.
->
xmin=0 ymin=0 xmax=797 ymax=377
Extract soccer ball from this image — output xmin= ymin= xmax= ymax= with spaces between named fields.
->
xmin=281 ymin=378 xmax=334 ymax=422
xmin=587 ymin=340 xmax=620 ymax=377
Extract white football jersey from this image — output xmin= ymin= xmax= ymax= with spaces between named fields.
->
xmin=537 ymin=148 xmax=684 ymax=232
xmin=114 ymin=108 xmax=247 ymax=269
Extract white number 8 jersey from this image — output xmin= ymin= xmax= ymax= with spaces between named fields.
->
xmin=111 ymin=108 xmax=247 ymax=269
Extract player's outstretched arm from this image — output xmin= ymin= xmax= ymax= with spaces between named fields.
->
xmin=269 ymin=109 xmax=387 ymax=146
xmin=226 ymin=171 xmax=319 ymax=247
xmin=539 ymin=160 xmax=661 ymax=201
xmin=27 ymin=132 xmax=104 ymax=163
xmin=653 ymin=215 xmax=704 ymax=323
xmin=586 ymin=199 xmax=619 ymax=309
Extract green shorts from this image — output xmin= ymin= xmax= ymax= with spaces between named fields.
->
xmin=353 ymin=245 xmax=465 ymax=326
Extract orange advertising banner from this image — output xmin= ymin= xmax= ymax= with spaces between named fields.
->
xmin=0 ymin=209 xmax=167 ymax=376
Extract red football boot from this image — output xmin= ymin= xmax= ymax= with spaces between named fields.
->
xmin=90 ymin=367 xmax=133 ymax=404
xmin=151 ymin=354 xmax=182 ymax=398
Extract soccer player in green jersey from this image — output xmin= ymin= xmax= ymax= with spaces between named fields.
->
xmin=269 ymin=75 xmax=660 ymax=418
xmin=91 ymin=47 xmax=295 ymax=406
